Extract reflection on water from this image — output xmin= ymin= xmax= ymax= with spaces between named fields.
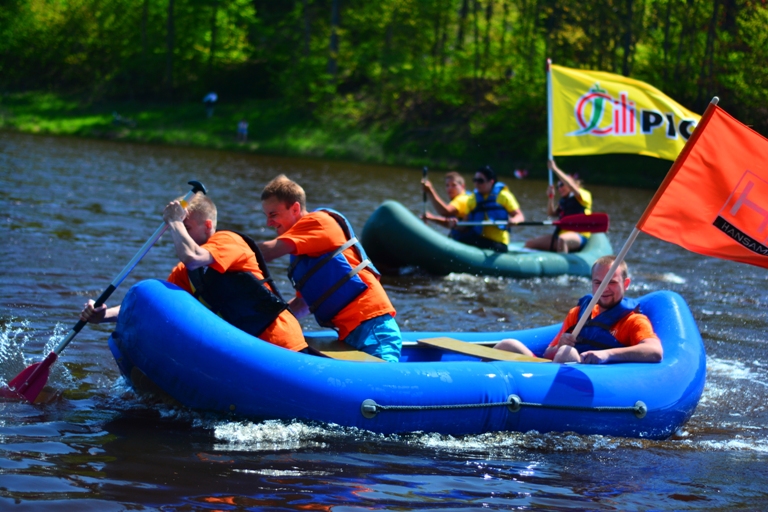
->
xmin=2 ymin=131 xmax=768 ymax=509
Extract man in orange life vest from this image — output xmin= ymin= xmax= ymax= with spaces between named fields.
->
xmin=257 ymin=175 xmax=402 ymax=362
xmin=495 ymin=255 xmax=663 ymax=364
xmin=80 ymin=193 xmax=307 ymax=352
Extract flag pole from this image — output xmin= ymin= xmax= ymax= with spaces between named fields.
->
xmin=546 ymin=58 xmax=553 ymax=187
xmin=569 ymin=96 xmax=720 ymax=339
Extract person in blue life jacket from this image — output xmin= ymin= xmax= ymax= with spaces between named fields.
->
xmin=421 ymin=171 xmax=474 ymax=243
xmin=525 ymin=159 xmax=593 ymax=253
xmin=256 ymin=175 xmax=402 ymax=362
xmin=494 ymin=255 xmax=663 ymax=364
xmin=448 ymin=166 xmax=525 ymax=253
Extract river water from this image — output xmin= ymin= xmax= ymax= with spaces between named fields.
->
xmin=1 ymin=131 xmax=768 ymax=510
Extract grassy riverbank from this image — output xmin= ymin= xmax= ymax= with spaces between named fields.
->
xmin=0 ymin=91 xmax=671 ymax=188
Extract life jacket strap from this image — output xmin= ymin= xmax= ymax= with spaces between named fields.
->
xmin=229 ymin=229 xmax=287 ymax=302
xmin=188 ymin=268 xmax=213 ymax=310
xmin=289 ymin=237 xmax=358 ymax=290
xmin=308 ymin=258 xmax=372 ymax=314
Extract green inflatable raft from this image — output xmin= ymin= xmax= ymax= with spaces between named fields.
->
xmin=361 ymin=200 xmax=613 ymax=278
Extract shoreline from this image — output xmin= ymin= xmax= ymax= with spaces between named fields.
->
xmin=0 ymin=92 xmax=671 ymax=189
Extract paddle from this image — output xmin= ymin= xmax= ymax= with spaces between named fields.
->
xmin=1 ymin=180 xmax=207 ymax=404
xmin=456 ymin=212 xmax=609 ymax=233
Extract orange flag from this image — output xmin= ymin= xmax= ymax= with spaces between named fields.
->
xmin=636 ymin=102 xmax=768 ymax=269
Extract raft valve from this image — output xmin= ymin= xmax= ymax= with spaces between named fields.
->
xmin=361 ymin=399 xmax=379 ymax=419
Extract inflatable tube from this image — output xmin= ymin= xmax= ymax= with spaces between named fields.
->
xmin=108 ymin=280 xmax=705 ymax=439
xmin=361 ymin=200 xmax=614 ymax=277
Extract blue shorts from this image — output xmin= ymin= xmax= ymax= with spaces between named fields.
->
xmin=341 ymin=314 xmax=402 ymax=362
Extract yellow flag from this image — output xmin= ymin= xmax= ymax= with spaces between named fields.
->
xmin=550 ymin=64 xmax=701 ymax=161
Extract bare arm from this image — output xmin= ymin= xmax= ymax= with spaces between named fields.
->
xmin=580 ymin=337 xmax=664 ymax=364
xmin=545 ymin=184 xmax=558 ymax=217
xmin=422 ymin=179 xmax=459 ymax=217
xmin=543 ymin=332 xmax=576 ymax=359
xmin=507 ymin=208 xmax=525 ymax=225
xmin=257 ymin=238 xmax=296 ymax=262
xmin=422 ymin=211 xmax=459 ymax=229
xmin=288 ymin=296 xmax=309 ymax=319
xmin=80 ymin=300 xmax=121 ymax=323
xmin=163 ymin=201 xmax=213 ymax=270
xmin=549 ymin=160 xmax=584 ymax=200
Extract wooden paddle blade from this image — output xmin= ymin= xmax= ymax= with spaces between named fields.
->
xmin=3 ymin=352 xmax=57 ymax=403
xmin=554 ymin=213 xmax=610 ymax=233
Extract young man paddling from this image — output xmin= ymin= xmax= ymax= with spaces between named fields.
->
xmin=421 ymin=172 xmax=474 ymax=243
xmin=257 ymin=175 xmax=402 ymax=362
xmin=81 ymin=193 xmax=308 ymax=352
xmin=427 ymin=166 xmax=524 ymax=253
xmin=495 ymin=255 xmax=663 ymax=364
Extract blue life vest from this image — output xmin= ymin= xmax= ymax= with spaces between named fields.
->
xmin=568 ymin=294 xmax=640 ymax=353
xmin=467 ymin=182 xmax=509 ymax=235
xmin=187 ymin=230 xmax=290 ymax=337
xmin=287 ymin=209 xmax=380 ymax=328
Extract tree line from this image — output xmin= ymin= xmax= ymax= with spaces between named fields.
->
xmin=2 ymin=0 xmax=767 ymax=146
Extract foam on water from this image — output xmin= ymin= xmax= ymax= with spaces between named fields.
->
xmin=0 ymin=320 xmax=78 ymax=393
xmin=198 ymin=355 xmax=768 ymax=455
xmin=0 ymin=319 xmax=32 ymax=385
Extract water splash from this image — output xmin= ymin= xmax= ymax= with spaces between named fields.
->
xmin=0 ymin=319 xmax=34 ymax=386
xmin=0 ymin=319 xmax=75 ymax=392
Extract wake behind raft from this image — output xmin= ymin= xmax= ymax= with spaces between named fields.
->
xmin=107 ymin=280 xmax=705 ymax=440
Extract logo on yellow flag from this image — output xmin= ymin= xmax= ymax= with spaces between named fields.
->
xmin=550 ymin=65 xmax=701 ymax=161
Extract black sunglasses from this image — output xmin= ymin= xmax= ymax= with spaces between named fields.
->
xmin=557 ymin=182 xmax=565 ymax=187
xmin=473 ymin=177 xmax=487 ymax=183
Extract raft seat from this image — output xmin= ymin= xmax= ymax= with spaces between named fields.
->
xmin=305 ymin=338 xmax=385 ymax=362
xmin=417 ymin=337 xmax=549 ymax=363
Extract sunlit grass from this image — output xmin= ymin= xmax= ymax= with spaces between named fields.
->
xmin=0 ymin=91 xmax=670 ymax=188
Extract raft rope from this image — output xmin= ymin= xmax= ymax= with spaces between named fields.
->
xmin=360 ymin=395 xmax=647 ymax=419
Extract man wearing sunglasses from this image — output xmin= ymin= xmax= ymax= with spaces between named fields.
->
xmin=449 ymin=166 xmax=525 ymax=253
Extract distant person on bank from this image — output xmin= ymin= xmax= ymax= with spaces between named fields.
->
xmin=237 ymin=119 xmax=248 ymax=142
xmin=494 ymin=255 xmax=663 ymax=364
xmin=525 ymin=159 xmax=593 ymax=253
xmin=203 ymin=92 xmax=218 ymax=118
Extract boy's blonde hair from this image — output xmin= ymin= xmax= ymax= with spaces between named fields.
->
xmin=185 ymin=192 xmax=217 ymax=229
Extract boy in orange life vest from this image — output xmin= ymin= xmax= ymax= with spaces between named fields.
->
xmin=80 ymin=193 xmax=307 ymax=352
xmin=495 ymin=255 xmax=663 ymax=364
xmin=257 ymin=175 xmax=402 ymax=362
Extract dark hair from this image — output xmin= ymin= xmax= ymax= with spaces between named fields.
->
xmin=476 ymin=165 xmax=496 ymax=183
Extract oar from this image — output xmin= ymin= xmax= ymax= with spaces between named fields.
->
xmin=1 ymin=180 xmax=207 ymax=404
xmin=456 ymin=212 xmax=609 ymax=232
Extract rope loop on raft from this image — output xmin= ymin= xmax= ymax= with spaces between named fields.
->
xmin=361 ymin=395 xmax=647 ymax=420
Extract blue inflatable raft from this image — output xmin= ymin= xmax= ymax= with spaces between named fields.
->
xmin=361 ymin=200 xmax=614 ymax=277
xmin=108 ymin=280 xmax=706 ymax=440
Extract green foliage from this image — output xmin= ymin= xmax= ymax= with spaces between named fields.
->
xmin=1 ymin=0 xmax=767 ymax=185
